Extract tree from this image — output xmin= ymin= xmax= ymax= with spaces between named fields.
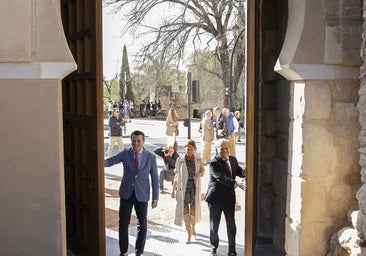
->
xmin=187 ymin=50 xmax=224 ymax=108
xmin=105 ymin=0 xmax=246 ymax=107
xmin=132 ymin=51 xmax=186 ymax=109
xmin=119 ymin=45 xmax=134 ymax=103
xmin=103 ymin=74 xmax=119 ymax=108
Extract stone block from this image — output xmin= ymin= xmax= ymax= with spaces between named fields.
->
xmin=261 ymin=82 xmax=276 ymax=108
xmin=0 ymin=0 xmax=31 ymax=61
xmin=261 ymin=136 xmax=277 ymax=157
xmin=261 ymin=110 xmax=277 ymax=136
xmin=304 ymin=82 xmax=331 ymax=120
xmin=276 ymin=133 xmax=289 ymax=160
xmin=302 ymin=181 xmax=328 ymax=220
xmin=273 ymin=197 xmax=286 ymax=248
xmin=328 ymin=183 xmax=358 ymax=218
xmin=334 ymin=102 xmax=358 ymax=122
xmin=333 ymin=79 xmax=359 ymax=103
xmin=300 ymin=222 xmax=330 ymax=256
xmin=354 ymin=210 xmax=366 ymax=242
xmin=356 ymin=184 xmax=366 ymax=213
xmin=325 ymin=26 xmax=343 ymax=64
xmin=273 ymin=159 xmax=288 ymax=197
xmin=303 ymin=123 xmax=338 ymax=179
xmin=260 ymin=159 xmax=274 ymax=185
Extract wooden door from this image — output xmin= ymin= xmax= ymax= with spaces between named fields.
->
xmin=245 ymin=0 xmax=258 ymax=255
xmin=61 ymin=0 xmax=105 ymax=255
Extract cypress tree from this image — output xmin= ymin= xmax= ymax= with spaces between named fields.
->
xmin=119 ymin=45 xmax=134 ymax=103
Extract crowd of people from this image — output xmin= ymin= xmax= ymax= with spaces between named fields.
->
xmin=107 ymin=99 xmax=164 ymax=119
xmin=104 ymin=105 xmax=246 ymax=256
xmin=139 ymin=100 xmax=162 ymax=117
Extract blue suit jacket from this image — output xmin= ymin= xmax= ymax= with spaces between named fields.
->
xmin=104 ymin=147 xmax=159 ymax=202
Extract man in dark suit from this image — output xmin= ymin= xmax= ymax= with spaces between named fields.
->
xmin=213 ymin=106 xmax=229 ymax=139
xmin=205 ymin=138 xmax=246 ymax=256
xmin=104 ymin=130 xmax=159 ymax=256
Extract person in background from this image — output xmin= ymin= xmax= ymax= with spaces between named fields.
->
xmin=124 ymin=100 xmax=131 ymax=122
xmin=129 ymin=100 xmax=134 ymax=117
xmin=106 ymin=107 xmax=125 ymax=157
xmin=104 ymin=130 xmax=159 ymax=256
xmin=165 ymin=108 xmax=179 ymax=145
xmin=146 ymin=101 xmax=151 ymax=116
xmin=153 ymin=141 xmax=179 ymax=193
xmin=118 ymin=101 xmax=124 ymax=112
xmin=224 ymin=108 xmax=238 ymax=157
xmin=213 ymin=107 xmax=228 ymax=140
xmin=200 ymin=110 xmax=215 ymax=165
xmin=234 ymin=111 xmax=244 ymax=142
xmin=172 ymin=140 xmax=205 ymax=244
xmin=140 ymin=100 xmax=147 ymax=117
xmin=157 ymin=99 xmax=162 ymax=114
xmin=205 ymin=139 xmax=246 ymax=256
xmin=108 ymin=100 xmax=114 ymax=117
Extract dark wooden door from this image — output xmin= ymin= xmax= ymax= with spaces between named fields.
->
xmin=61 ymin=0 xmax=105 ymax=255
xmin=245 ymin=0 xmax=258 ymax=255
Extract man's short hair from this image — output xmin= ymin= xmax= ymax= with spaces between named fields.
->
xmin=216 ymin=138 xmax=230 ymax=148
xmin=131 ymin=130 xmax=145 ymax=141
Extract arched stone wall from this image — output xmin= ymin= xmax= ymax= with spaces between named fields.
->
xmin=275 ymin=0 xmax=362 ymax=255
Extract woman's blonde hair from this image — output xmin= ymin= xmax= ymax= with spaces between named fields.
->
xmin=169 ymin=108 xmax=178 ymax=121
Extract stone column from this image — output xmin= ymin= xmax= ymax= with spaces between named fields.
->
xmin=275 ymin=0 xmax=362 ymax=255
xmin=354 ymin=0 xmax=366 ymax=253
xmin=0 ymin=0 xmax=76 ymax=255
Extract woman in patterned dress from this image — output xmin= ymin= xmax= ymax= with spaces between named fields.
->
xmin=172 ymin=139 xmax=205 ymax=244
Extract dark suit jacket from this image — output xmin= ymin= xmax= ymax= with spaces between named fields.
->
xmin=215 ymin=113 xmax=229 ymax=139
xmin=205 ymin=154 xmax=244 ymax=207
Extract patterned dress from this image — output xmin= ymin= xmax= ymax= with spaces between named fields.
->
xmin=184 ymin=156 xmax=196 ymax=206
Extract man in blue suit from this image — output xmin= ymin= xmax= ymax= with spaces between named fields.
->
xmin=205 ymin=138 xmax=246 ymax=256
xmin=104 ymin=130 xmax=159 ymax=256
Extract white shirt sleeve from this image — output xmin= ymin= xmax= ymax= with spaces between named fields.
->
xmin=233 ymin=117 xmax=239 ymax=133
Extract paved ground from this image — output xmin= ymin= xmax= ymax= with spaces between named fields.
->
xmin=104 ymin=117 xmax=246 ymax=256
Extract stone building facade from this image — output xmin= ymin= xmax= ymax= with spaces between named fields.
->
xmin=254 ymin=0 xmax=364 ymax=255
xmin=0 ymin=0 xmax=366 ymax=255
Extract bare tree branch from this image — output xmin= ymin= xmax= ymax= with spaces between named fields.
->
xmin=104 ymin=0 xmax=245 ymax=107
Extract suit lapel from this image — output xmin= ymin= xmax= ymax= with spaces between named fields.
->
xmin=129 ymin=148 xmax=136 ymax=174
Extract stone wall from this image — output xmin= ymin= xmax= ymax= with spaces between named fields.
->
xmin=356 ymin=2 xmax=366 ymax=248
xmin=256 ymin=0 xmax=289 ymax=251
xmin=328 ymin=1 xmax=366 ymax=255
xmin=272 ymin=0 xmax=362 ymax=255
xmin=0 ymin=1 xmax=76 ymax=255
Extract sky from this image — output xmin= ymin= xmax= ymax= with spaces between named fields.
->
xmin=102 ymin=6 xmax=139 ymax=80
xmin=102 ymin=4 xmax=179 ymax=80
xmin=102 ymin=3 xmax=221 ymax=81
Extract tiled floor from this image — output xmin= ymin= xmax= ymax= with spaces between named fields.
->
xmin=106 ymin=217 xmax=245 ymax=256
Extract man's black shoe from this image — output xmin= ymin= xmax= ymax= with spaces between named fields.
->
xmin=210 ymin=249 xmax=217 ymax=256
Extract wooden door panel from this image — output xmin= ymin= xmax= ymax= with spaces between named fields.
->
xmin=61 ymin=0 xmax=105 ymax=255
